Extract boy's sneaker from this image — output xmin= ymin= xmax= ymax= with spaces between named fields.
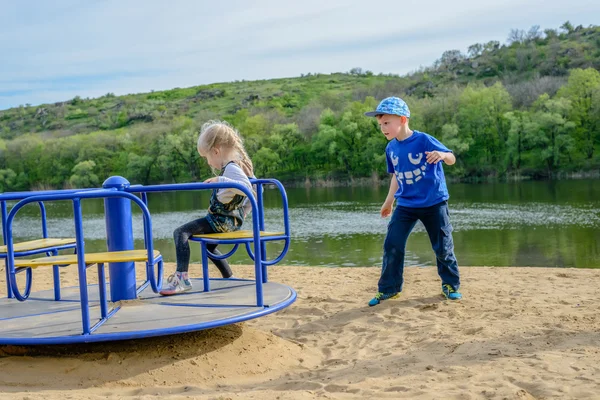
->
xmin=160 ymin=272 xmax=192 ymax=296
xmin=368 ymin=291 xmax=400 ymax=307
xmin=441 ymin=284 xmax=462 ymax=300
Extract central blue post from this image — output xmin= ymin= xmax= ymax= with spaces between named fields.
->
xmin=103 ymin=176 xmax=136 ymax=301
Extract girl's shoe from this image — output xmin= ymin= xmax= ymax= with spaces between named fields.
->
xmin=159 ymin=273 xmax=192 ymax=296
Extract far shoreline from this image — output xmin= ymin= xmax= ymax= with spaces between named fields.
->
xmin=23 ymin=170 xmax=600 ymax=192
xmin=281 ymin=170 xmax=600 ymax=188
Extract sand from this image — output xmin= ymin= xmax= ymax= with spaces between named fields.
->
xmin=1 ymin=262 xmax=599 ymax=399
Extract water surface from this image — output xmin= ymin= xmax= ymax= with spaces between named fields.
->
xmin=5 ymin=180 xmax=600 ymax=269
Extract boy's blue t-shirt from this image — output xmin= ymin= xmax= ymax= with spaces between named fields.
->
xmin=385 ymin=130 xmax=452 ymax=208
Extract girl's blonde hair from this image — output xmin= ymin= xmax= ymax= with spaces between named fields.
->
xmin=197 ymin=120 xmax=254 ymax=177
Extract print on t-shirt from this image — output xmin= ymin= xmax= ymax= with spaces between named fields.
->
xmin=389 ymin=151 xmax=428 ymax=185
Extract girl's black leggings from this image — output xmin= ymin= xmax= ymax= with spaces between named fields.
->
xmin=173 ymin=217 xmax=233 ymax=278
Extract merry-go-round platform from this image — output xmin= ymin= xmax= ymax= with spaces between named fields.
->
xmin=0 ymin=177 xmax=293 ymax=345
xmin=0 ymin=277 xmax=295 ymax=345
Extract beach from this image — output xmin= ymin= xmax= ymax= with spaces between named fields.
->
xmin=1 ymin=263 xmax=599 ymax=399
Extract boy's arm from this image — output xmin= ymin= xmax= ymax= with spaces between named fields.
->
xmin=425 ymin=135 xmax=456 ymax=165
xmin=386 ymin=176 xmax=398 ymax=203
xmin=443 ymin=152 xmax=456 ymax=165
xmin=381 ymin=176 xmax=398 ymax=217
xmin=425 ymin=151 xmax=456 ymax=165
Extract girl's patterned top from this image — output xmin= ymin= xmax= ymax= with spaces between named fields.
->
xmin=206 ymin=161 xmax=254 ymax=233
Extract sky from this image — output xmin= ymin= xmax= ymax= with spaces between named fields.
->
xmin=1 ymin=0 xmax=599 ymax=110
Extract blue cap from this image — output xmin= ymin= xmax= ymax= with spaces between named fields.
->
xmin=364 ymin=97 xmax=410 ymax=118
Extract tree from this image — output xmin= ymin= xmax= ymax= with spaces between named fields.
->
xmin=69 ymin=160 xmax=99 ymax=188
xmin=236 ymin=113 xmax=271 ymax=154
xmin=483 ymin=41 xmax=501 ymax=53
xmin=526 ymin=25 xmax=542 ymax=41
xmin=505 ymin=75 xmax=566 ymax=109
xmin=467 ymin=43 xmax=483 ymax=58
xmin=529 ymin=95 xmax=576 ymax=173
xmin=557 ymin=68 xmax=600 ymax=159
xmin=253 ymin=148 xmax=281 ymax=176
xmin=0 ymin=168 xmax=17 ymax=191
xmin=504 ymin=111 xmax=526 ymax=170
xmin=267 ymin=123 xmax=305 ymax=173
xmin=124 ymin=122 xmax=171 ymax=184
xmin=508 ymin=29 xmax=525 ymax=44
xmin=457 ymin=83 xmax=513 ymax=173
xmin=544 ymin=28 xmax=558 ymax=40
xmin=560 ymin=21 xmax=574 ymax=34
xmin=439 ymin=50 xmax=465 ymax=69
xmin=159 ymin=118 xmax=202 ymax=182
xmin=440 ymin=123 xmax=471 ymax=177
xmin=127 ymin=153 xmax=156 ymax=185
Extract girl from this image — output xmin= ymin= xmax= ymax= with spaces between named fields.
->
xmin=160 ymin=121 xmax=255 ymax=296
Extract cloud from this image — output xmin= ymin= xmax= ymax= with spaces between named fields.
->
xmin=1 ymin=0 xmax=599 ymax=109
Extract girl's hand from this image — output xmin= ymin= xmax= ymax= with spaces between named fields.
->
xmin=380 ymin=200 xmax=394 ymax=218
xmin=204 ymin=177 xmax=219 ymax=183
xmin=425 ymin=151 xmax=445 ymax=164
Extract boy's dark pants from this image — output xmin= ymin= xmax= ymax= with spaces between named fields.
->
xmin=378 ymin=200 xmax=460 ymax=294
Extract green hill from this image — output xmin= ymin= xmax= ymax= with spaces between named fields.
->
xmin=1 ymin=22 xmax=599 ymax=190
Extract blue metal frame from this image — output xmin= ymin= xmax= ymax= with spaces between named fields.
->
xmin=103 ymin=176 xmax=137 ymax=301
xmin=0 ymin=177 xmax=292 ymax=344
xmin=4 ymin=189 xmax=164 ymax=336
xmin=189 ymin=178 xmax=291 ymax=289
xmin=123 ymin=179 xmax=289 ymax=307
xmin=1 ymin=189 xmax=85 ymax=299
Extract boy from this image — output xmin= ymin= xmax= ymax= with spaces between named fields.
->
xmin=364 ymin=97 xmax=462 ymax=306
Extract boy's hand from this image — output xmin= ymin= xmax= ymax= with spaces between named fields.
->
xmin=425 ymin=151 xmax=445 ymax=164
xmin=380 ymin=200 xmax=394 ymax=218
xmin=204 ymin=177 xmax=219 ymax=183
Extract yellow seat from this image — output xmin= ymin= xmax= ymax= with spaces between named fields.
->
xmin=0 ymin=238 xmax=76 ymax=253
xmin=192 ymin=230 xmax=284 ymax=239
xmin=14 ymin=250 xmax=161 ymax=268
